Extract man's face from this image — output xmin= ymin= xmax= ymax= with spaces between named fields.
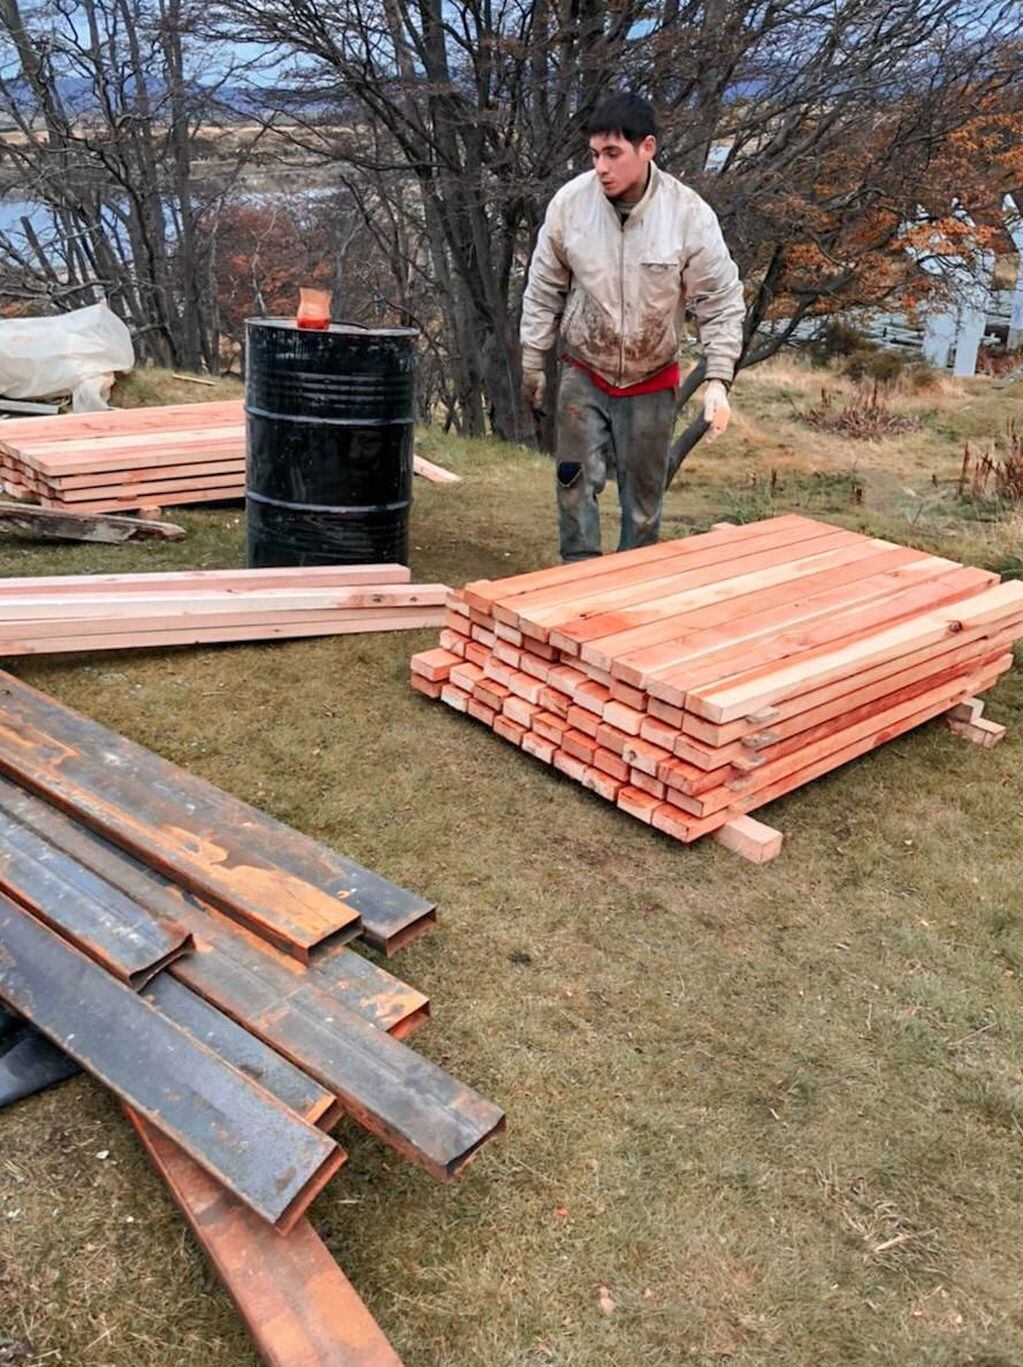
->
xmin=588 ymin=132 xmax=656 ymax=201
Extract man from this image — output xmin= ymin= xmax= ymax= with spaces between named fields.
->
xmin=520 ymin=92 xmax=745 ymax=562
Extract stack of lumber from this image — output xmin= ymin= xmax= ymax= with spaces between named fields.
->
xmin=0 ymin=401 xmax=245 ymax=512
xmin=0 ymin=563 xmax=446 ymax=657
xmin=0 ymin=400 xmax=459 ymax=513
xmin=0 ymin=670 xmax=503 ymax=1361
xmin=411 ymin=515 xmax=1023 ymax=858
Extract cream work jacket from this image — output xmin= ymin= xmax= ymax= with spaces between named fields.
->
xmin=520 ymin=162 xmax=745 ymax=389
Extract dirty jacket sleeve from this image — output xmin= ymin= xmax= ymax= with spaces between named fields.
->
xmin=682 ymin=200 xmax=746 ymax=385
xmin=520 ymin=210 xmax=572 ymax=370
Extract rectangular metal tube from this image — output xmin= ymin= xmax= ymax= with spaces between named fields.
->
xmin=142 ymin=974 xmax=337 ymax=1128
xmin=0 ymin=776 xmax=429 ymax=1037
xmin=0 ymin=1002 xmax=20 ymax=1042
xmin=0 ymin=807 xmax=191 ymax=987
xmin=0 ymin=779 xmax=501 ymax=1178
xmin=127 ymin=1110 xmax=404 ymax=1367
xmin=0 ymin=670 xmax=432 ymax=958
xmin=0 ymin=895 xmax=344 ymax=1228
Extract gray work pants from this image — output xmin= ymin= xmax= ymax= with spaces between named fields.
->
xmin=554 ymin=362 xmax=677 ymax=563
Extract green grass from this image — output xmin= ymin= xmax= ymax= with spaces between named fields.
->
xmin=0 ymin=362 xmax=1022 ymax=1365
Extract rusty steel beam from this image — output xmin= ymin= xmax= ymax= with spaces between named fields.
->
xmin=0 ymin=776 xmax=429 ymax=1038
xmin=175 ymin=967 xmax=505 ymax=1181
xmin=0 ymin=806 xmax=190 ymax=988
xmin=127 ymin=1110 xmax=405 ymax=1367
xmin=142 ymin=974 xmax=338 ymax=1129
xmin=0 ymin=779 xmax=501 ymax=1181
xmin=0 ymin=671 xmax=433 ymax=958
xmin=0 ymin=895 xmax=345 ymax=1228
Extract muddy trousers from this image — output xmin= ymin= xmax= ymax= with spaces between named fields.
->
xmin=554 ymin=363 xmax=677 ymax=563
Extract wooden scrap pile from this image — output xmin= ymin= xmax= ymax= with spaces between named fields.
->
xmin=0 ymin=563 xmax=446 ymax=657
xmin=411 ymin=515 xmax=1023 ymax=860
xmin=0 ymin=400 xmax=459 ymax=514
xmin=0 ymin=670 xmax=503 ymax=1362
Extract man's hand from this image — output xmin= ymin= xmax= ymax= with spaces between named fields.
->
xmin=703 ymin=379 xmax=731 ymax=443
xmin=521 ymin=365 xmax=547 ymax=415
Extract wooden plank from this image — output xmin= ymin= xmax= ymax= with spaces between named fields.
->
xmin=0 ymin=610 xmax=446 ymax=656
xmin=0 ymin=563 xmax=412 ymax=596
xmin=717 ymin=664 xmax=1009 ymax=829
xmin=460 ymin=514 xmax=816 ymax=611
xmin=21 ymin=423 xmax=243 ymax=463
xmin=128 ymin=1113 xmax=405 ymax=1367
xmin=592 ymin=546 xmax=939 ymax=679
xmin=500 ymin=521 xmax=854 ymax=635
xmin=680 ymin=619 xmax=1023 ymax=747
xmin=52 ymin=471 xmax=244 ymax=504
xmin=645 ymin=566 xmax=994 ymax=707
xmin=49 ymin=458 xmax=245 ymax=490
xmin=0 ymin=894 xmax=345 ymax=1231
xmin=684 ymin=580 xmax=1023 ymax=722
xmin=0 ymin=584 xmax=448 ymax=622
xmin=549 ymin=533 xmax=894 ymax=653
xmin=0 ymin=503 xmax=187 ymax=544
xmin=945 ymin=714 xmax=1006 ymax=747
xmin=673 ymin=631 xmax=1014 ymax=768
xmin=671 ymin=650 xmax=1012 ymax=818
xmin=38 ymin=486 xmax=242 ymax=514
xmin=413 ymin=454 xmax=460 ymax=484
xmin=0 ymin=397 xmax=61 ymax=414
xmin=712 ymin=816 xmax=784 ymax=864
xmin=0 ymin=400 xmax=243 ymax=448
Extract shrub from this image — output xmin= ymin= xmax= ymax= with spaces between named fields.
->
xmin=842 ymin=347 xmax=907 ymax=384
xmin=810 ymin=319 xmax=870 ymax=362
xmin=799 ymin=385 xmax=923 ymax=438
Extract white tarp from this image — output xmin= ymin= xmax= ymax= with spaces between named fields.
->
xmin=0 ymin=302 xmax=134 ymax=411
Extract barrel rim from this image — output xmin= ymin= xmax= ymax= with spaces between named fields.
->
xmin=245 ymin=317 xmax=419 ymax=339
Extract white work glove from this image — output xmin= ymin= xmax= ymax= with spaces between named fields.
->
xmin=522 ymin=365 xmax=547 ymax=415
xmin=703 ymin=379 xmax=731 ymax=443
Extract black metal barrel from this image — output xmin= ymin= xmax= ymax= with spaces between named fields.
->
xmin=245 ymin=319 xmax=417 ymax=568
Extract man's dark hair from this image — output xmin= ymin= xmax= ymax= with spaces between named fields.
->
xmin=584 ymin=93 xmax=658 ymax=146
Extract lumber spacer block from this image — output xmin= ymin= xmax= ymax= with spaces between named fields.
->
xmin=712 ymin=815 xmax=784 ymax=864
xmin=945 ymin=716 xmax=1006 ymax=748
xmin=943 ymin=696 xmax=1006 ymax=747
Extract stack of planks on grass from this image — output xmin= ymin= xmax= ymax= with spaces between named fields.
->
xmin=0 ymin=675 xmax=505 ymax=1361
xmin=411 ymin=514 xmax=1023 ymax=861
xmin=0 ymin=563 xmax=447 ymax=657
xmin=0 ymin=400 xmax=460 ymax=512
xmin=0 ymin=401 xmax=247 ymax=511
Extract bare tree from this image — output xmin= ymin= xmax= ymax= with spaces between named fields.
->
xmin=0 ymin=0 xmax=264 ymax=368
xmin=210 ymin=0 xmax=1023 ymax=444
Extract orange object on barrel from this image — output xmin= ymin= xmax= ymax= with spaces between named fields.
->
xmin=296 ymin=287 xmax=331 ymax=329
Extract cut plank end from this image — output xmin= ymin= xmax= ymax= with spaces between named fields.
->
xmin=712 ymin=815 xmax=784 ymax=864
